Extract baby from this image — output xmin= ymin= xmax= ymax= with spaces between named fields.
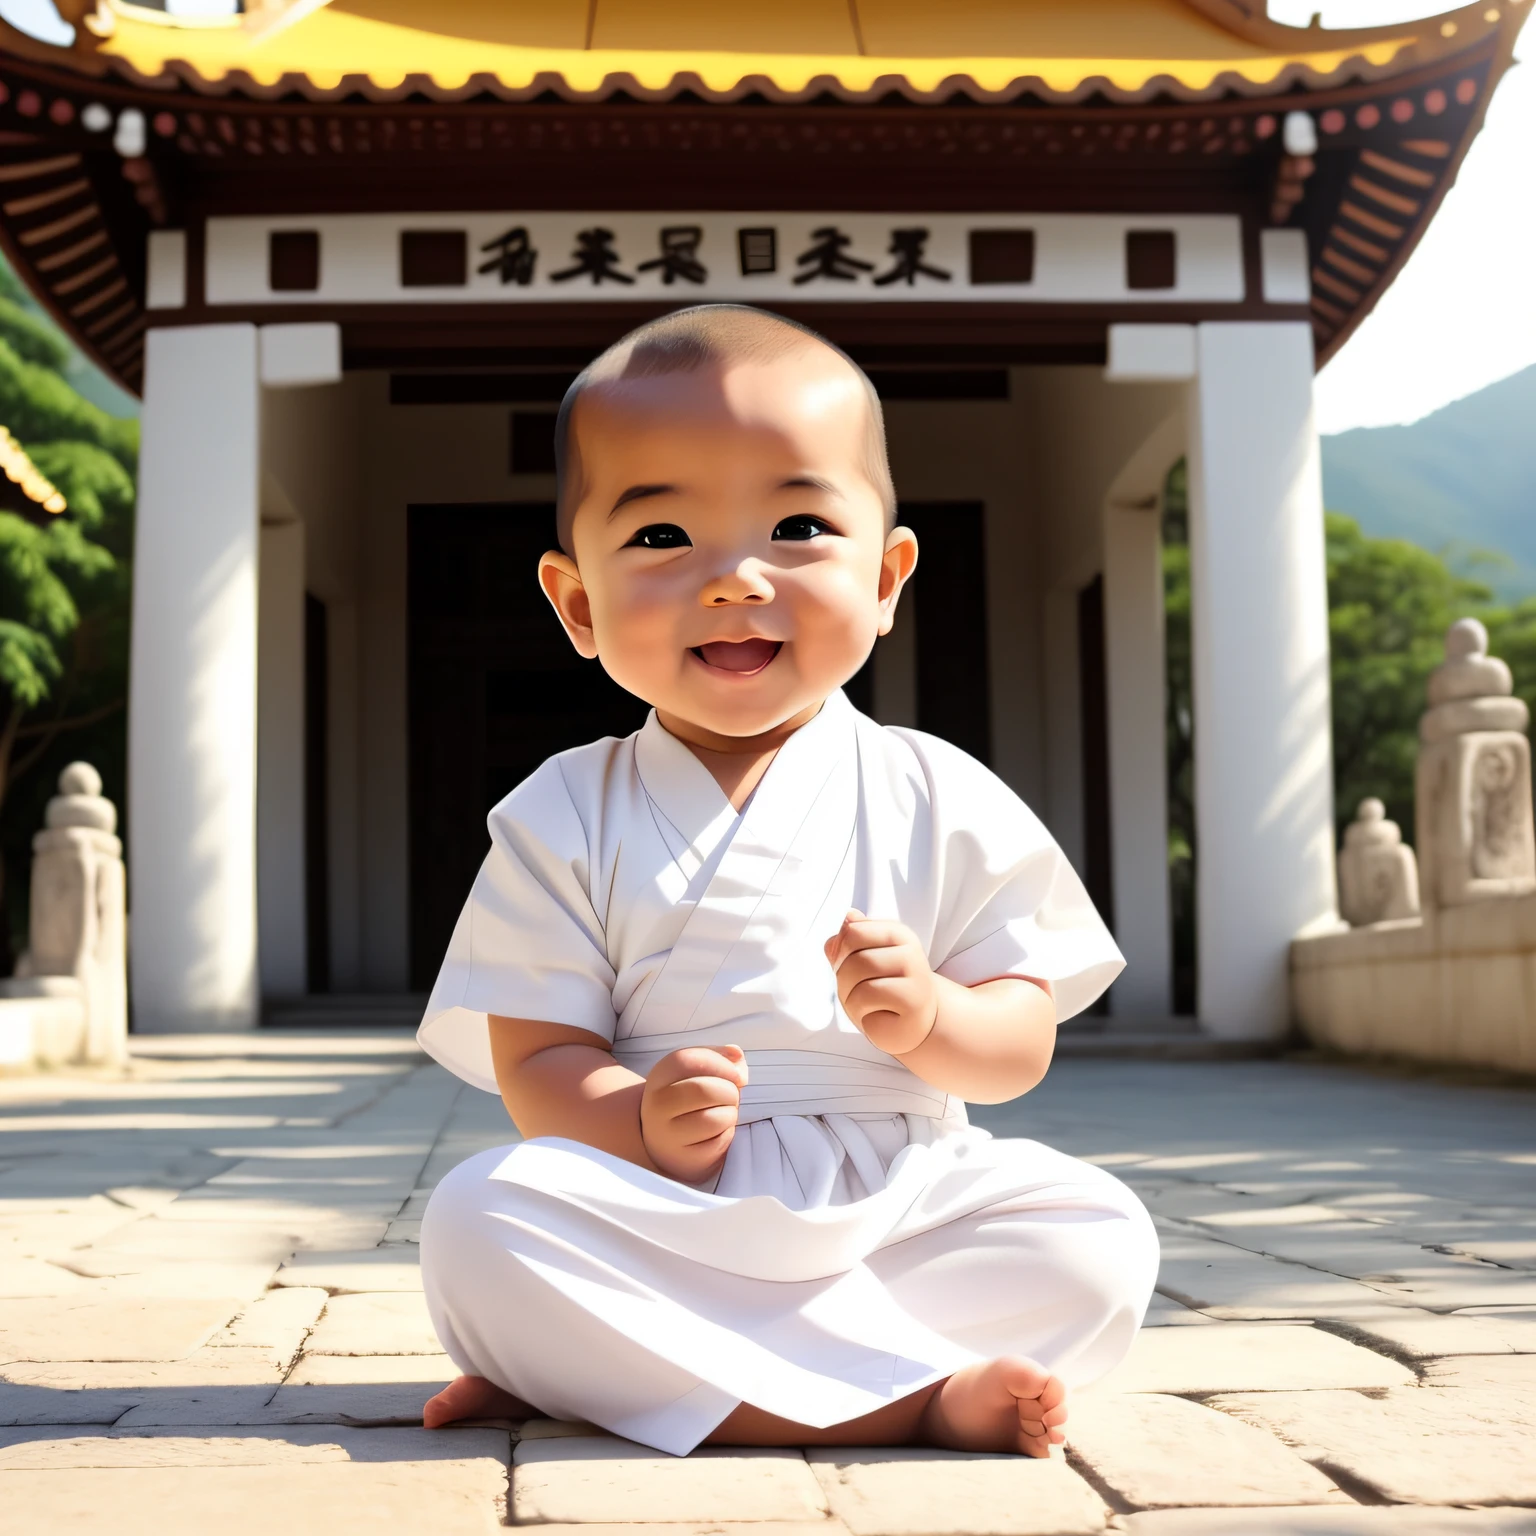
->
xmin=416 ymin=304 xmax=1158 ymax=1457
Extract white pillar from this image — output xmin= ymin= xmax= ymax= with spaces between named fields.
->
xmin=1102 ymin=505 xmax=1171 ymax=1016
xmin=327 ymin=597 xmax=363 ymax=991
xmin=1186 ymin=322 xmax=1336 ymax=1040
xmin=258 ymin=519 xmax=307 ymax=998
xmin=129 ymin=325 xmax=261 ymax=1032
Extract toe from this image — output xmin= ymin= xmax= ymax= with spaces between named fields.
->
xmin=1042 ymin=1401 xmax=1069 ymax=1428
xmin=1036 ymin=1374 xmax=1067 ymax=1412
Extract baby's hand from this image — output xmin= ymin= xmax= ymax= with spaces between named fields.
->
xmin=825 ymin=910 xmax=939 ymax=1057
xmin=640 ymin=1045 xmax=748 ymax=1184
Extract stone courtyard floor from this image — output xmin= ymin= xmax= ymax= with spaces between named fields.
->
xmin=3 ymin=1035 xmax=1536 ymax=1535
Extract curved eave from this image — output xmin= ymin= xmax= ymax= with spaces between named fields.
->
xmin=1307 ymin=7 xmax=1526 ymax=366
xmin=0 ymin=0 xmax=1523 ymax=106
xmin=0 ymin=2 xmax=1527 ymax=394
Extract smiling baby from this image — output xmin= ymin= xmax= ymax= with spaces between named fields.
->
xmin=415 ymin=303 xmax=1157 ymax=1457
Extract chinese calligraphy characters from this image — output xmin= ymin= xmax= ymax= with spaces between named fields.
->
xmin=793 ymin=226 xmax=874 ymax=285
xmin=873 ymin=229 xmax=952 ymax=287
xmin=551 ymin=228 xmax=635 ymax=285
xmin=791 ymin=226 xmax=952 ymax=287
xmin=479 ymin=226 xmax=538 ymax=286
xmin=638 ymin=226 xmax=707 ymax=285
xmin=459 ymin=219 xmax=968 ymax=294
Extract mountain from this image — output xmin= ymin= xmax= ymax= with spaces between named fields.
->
xmin=1321 ymin=364 xmax=1536 ymax=598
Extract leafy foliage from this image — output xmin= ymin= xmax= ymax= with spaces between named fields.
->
xmin=0 ymin=297 xmax=72 ymax=373
xmin=0 ymin=253 xmax=136 ymax=963
xmin=1326 ymin=513 xmax=1492 ymax=838
xmin=0 ymin=339 xmax=138 ymax=468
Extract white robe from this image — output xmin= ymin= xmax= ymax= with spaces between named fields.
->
xmin=417 ymin=691 xmax=1158 ymax=1454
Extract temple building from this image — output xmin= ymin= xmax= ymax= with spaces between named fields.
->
xmin=0 ymin=0 xmax=1527 ymax=1038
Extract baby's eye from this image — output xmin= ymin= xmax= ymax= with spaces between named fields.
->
xmin=772 ymin=515 xmax=833 ymax=542
xmin=626 ymin=524 xmax=692 ymax=550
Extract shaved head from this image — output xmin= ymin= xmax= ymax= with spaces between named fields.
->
xmin=553 ymin=304 xmax=894 ymax=555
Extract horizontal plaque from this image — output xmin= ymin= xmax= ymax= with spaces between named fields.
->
xmin=200 ymin=212 xmax=1245 ymax=307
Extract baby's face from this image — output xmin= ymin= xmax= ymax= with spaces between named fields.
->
xmin=542 ymin=350 xmax=912 ymax=740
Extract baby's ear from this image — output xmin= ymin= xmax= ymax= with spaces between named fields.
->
xmin=877 ymin=528 xmax=919 ymax=632
xmin=538 ymin=550 xmax=598 ymax=659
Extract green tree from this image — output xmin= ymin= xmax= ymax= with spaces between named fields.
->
xmin=0 ymin=257 xmax=136 ymax=964
xmin=1160 ymin=463 xmax=1516 ymax=1010
xmin=1325 ymin=513 xmax=1491 ymax=838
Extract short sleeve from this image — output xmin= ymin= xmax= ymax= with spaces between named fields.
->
xmin=891 ymin=729 xmax=1125 ymax=1023
xmin=416 ymin=755 xmax=618 ymax=1092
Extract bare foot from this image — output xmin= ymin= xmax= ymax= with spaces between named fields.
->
xmin=423 ymin=1373 xmax=533 ymax=1428
xmin=918 ymin=1357 xmax=1067 ymax=1458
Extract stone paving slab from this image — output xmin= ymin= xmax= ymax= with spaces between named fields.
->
xmin=1120 ymin=1509 xmax=1536 ymax=1534
xmin=203 ymin=1286 xmax=327 ymax=1364
xmin=1420 ymin=1353 xmax=1536 ymax=1387
xmin=1322 ymin=1306 xmax=1536 ymax=1359
xmin=38 ymin=1260 xmax=282 ymax=1299
xmin=1091 ymin=1323 xmax=1413 ymax=1395
xmin=272 ymin=1248 xmax=423 ymax=1292
xmin=262 ymin=1352 xmax=453 ymax=1425
xmin=1210 ymin=1387 xmax=1536 ymax=1505
xmin=1154 ymin=1212 xmax=1536 ymax=1310
xmin=0 ymin=1296 xmax=246 ymax=1362
xmin=1141 ymin=1297 xmax=1217 ymax=1327
xmin=1064 ymin=1394 xmax=1348 ymax=1510
xmin=512 ymin=1437 xmax=830 ymax=1524
xmin=806 ymin=1446 xmax=1107 ymax=1535
xmin=1152 ymin=1233 xmax=1407 ymax=1318
xmin=0 ymin=1257 xmax=95 ymax=1297
xmin=520 ymin=1526 xmax=853 ymax=1536
xmin=0 ymin=1358 xmax=281 ymax=1426
xmin=0 ymin=1423 xmax=507 ymax=1466
xmin=304 ymin=1291 xmax=439 ymax=1355
xmin=0 ymin=1458 xmax=511 ymax=1535
xmin=57 ymin=1215 xmax=302 ymax=1268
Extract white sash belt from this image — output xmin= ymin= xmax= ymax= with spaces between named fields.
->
xmin=610 ymin=1045 xmax=951 ymax=1124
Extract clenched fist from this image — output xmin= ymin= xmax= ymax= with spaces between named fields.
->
xmin=825 ymin=909 xmax=939 ymax=1057
xmin=640 ymin=1045 xmax=748 ymax=1184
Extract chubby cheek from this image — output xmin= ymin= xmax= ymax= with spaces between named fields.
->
xmin=783 ymin=566 xmax=880 ymax=681
xmin=587 ymin=582 xmax=688 ymax=695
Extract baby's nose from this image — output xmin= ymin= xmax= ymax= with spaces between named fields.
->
xmin=701 ymin=562 xmax=774 ymax=605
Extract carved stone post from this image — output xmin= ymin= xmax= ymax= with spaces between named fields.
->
xmin=1416 ymin=619 xmax=1536 ymax=909
xmin=1337 ymin=798 xmax=1420 ymax=926
xmin=23 ymin=763 xmax=127 ymax=1065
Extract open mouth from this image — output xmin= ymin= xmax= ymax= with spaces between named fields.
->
xmin=690 ymin=638 xmax=783 ymax=676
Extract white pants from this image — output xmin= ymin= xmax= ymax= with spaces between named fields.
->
xmin=421 ymin=1121 xmax=1158 ymax=1455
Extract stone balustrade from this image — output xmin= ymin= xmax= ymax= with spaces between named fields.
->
xmin=1293 ymin=619 xmax=1536 ymax=1072
xmin=0 ymin=763 xmax=127 ymax=1071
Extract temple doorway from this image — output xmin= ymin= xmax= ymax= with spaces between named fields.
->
xmin=405 ymin=501 xmax=648 ymax=988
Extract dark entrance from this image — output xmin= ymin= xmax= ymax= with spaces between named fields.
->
xmin=1077 ymin=572 xmax=1115 ymax=934
xmin=406 ymin=502 xmax=649 ymax=989
xmin=902 ymin=501 xmax=992 ymax=764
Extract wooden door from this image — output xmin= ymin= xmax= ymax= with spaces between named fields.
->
xmin=407 ymin=502 xmax=649 ymax=989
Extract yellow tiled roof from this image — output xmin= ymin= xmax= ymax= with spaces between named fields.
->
xmin=36 ymin=0 xmax=1529 ymax=103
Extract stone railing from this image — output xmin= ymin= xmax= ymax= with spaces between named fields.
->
xmin=1292 ymin=619 xmax=1536 ymax=1072
xmin=0 ymin=763 xmax=127 ymax=1071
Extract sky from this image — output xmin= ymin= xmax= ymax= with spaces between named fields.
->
xmin=1 ymin=0 xmax=1531 ymax=435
